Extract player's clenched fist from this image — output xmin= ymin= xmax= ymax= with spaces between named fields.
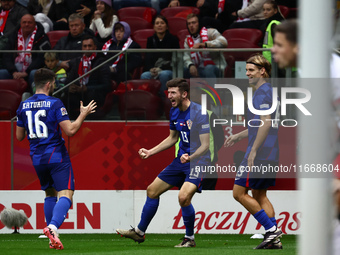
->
xmin=180 ymin=153 xmax=190 ymax=163
xmin=138 ymin=148 xmax=150 ymax=159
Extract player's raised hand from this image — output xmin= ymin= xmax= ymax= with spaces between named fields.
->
xmin=224 ymin=134 xmax=239 ymax=147
xmin=80 ymin=100 xmax=97 ymax=116
xmin=180 ymin=153 xmax=190 ymax=163
xmin=139 ymin=148 xmax=151 ymax=159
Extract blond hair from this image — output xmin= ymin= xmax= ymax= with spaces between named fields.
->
xmin=44 ymin=52 xmax=58 ymax=61
xmin=246 ymin=54 xmax=272 ymax=78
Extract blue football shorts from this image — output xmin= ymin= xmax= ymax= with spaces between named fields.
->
xmin=234 ymin=158 xmax=277 ymax=190
xmin=158 ymin=157 xmax=209 ymax=192
xmin=34 ymin=162 xmax=75 ymax=191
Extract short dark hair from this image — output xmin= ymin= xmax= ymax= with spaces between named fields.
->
xmin=114 ymin=23 xmax=124 ymax=31
xmin=153 ymin=14 xmax=168 ymax=27
xmin=263 ymin=0 xmax=278 ymax=10
xmin=34 ymin=68 xmax=56 ymax=90
xmin=275 ymin=19 xmax=297 ymax=44
xmin=166 ymin=78 xmax=190 ymax=96
xmin=82 ymin=34 xmax=97 ymax=45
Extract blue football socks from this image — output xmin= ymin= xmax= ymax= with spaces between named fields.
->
xmin=137 ymin=197 xmax=160 ymax=233
xmin=253 ymin=209 xmax=275 ymax=231
xmin=44 ymin=196 xmax=57 ymax=225
xmin=270 ymin=217 xmax=277 ymax=226
xmin=50 ymin=196 xmax=72 ymax=229
xmin=181 ymin=204 xmax=195 ymax=237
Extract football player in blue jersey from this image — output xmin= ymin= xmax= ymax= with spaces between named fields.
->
xmin=16 ymin=68 xmax=97 ymax=250
xmin=224 ymin=54 xmax=283 ymax=249
xmin=117 ymin=78 xmax=210 ymax=248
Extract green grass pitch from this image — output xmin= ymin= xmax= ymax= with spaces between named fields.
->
xmin=0 ymin=233 xmax=297 ymax=255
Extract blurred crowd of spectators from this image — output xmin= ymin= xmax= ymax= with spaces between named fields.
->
xmin=0 ymin=0 xmax=297 ymax=119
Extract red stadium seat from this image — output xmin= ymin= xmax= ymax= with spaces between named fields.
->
xmin=100 ymin=80 xmax=118 ymax=115
xmin=47 ymin=30 xmax=69 ymax=48
xmin=167 ymin=17 xmax=187 ymax=38
xmin=119 ymin=17 xmax=153 ymax=35
xmin=177 ymin=29 xmax=189 ymax=49
xmin=119 ymin=90 xmax=162 ymax=120
xmin=117 ymin=7 xmax=157 ymax=23
xmin=114 ymin=79 xmax=161 ymax=96
xmin=287 ymin=7 xmax=298 ymax=19
xmin=278 ymin=5 xmax=290 ymax=18
xmin=131 ymin=66 xmax=144 ymax=79
xmin=222 ymin=28 xmax=263 ymax=46
xmin=163 ymin=97 xmax=172 ymax=120
xmin=0 ymin=79 xmax=28 ymax=95
xmin=160 ymin=7 xmax=200 ymax=19
xmin=132 ymin=29 xmax=155 ymax=49
xmin=0 ymin=90 xmax=22 ymax=120
xmin=224 ymin=55 xmax=235 ymax=78
xmin=224 ymin=38 xmax=260 ymax=62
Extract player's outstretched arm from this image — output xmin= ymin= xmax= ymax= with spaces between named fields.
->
xmin=139 ymin=130 xmax=179 ymax=159
xmin=59 ymin=100 xmax=97 ymax=137
xmin=224 ymin=129 xmax=248 ymax=147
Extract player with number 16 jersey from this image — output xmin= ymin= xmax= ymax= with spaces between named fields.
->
xmin=17 ymin=94 xmax=70 ymax=165
xmin=16 ymin=68 xmax=96 ymax=250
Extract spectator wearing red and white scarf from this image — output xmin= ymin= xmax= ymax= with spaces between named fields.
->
xmin=53 ymin=13 xmax=95 ymax=70
xmin=183 ymin=13 xmax=227 ymax=79
xmin=0 ymin=14 xmax=50 ymax=90
xmin=102 ymin=21 xmax=142 ymax=84
xmin=0 ymin=0 xmax=28 ymax=37
xmin=63 ymin=35 xmax=111 ymax=120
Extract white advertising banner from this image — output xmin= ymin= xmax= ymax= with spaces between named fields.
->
xmin=0 ymin=190 xmax=299 ymax=234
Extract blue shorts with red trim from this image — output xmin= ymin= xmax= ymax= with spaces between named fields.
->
xmin=234 ymin=159 xmax=277 ymax=190
xmin=158 ymin=157 xmax=209 ymax=192
xmin=34 ymin=162 xmax=75 ymax=191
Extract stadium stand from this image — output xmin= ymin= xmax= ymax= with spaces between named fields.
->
xmin=223 ymin=38 xmax=260 ymax=62
xmin=47 ymin=30 xmax=70 ymax=48
xmin=114 ymin=79 xmax=161 ymax=96
xmin=167 ymin=17 xmax=187 ymax=37
xmin=0 ymin=79 xmax=28 ymax=95
xmin=278 ymin=5 xmax=290 ymax=18
xmin=160 ymin=6 xmax=200 ymax=19
xmin=132 ymin=29 xmax=155 ymax=49
xmin=287 ymin=7 xmax=298 ymax=19
xmin=177 ymin=29 xmax=189 ymax=49
xmin=118 ymin=17 xmax=153 ymax=35
xmin=119 ymin=90 xmax=163 ymax=120
xmin=0 ymin=89 xmax=22 ymax=120
xmin=117 ymin=7 xmax=157 ymax=23
xmin=222 ymin=28 xmax=263 ymax=46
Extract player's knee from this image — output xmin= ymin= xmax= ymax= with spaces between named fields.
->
xmin=45 ymin=187 xmax=57 ymax=197
xmin=252 ymin=190 xmax=266 ymax=202
xmin=146 ymin=185 xmax=159 ymax=199
xmin=233 ymin=190 xmax=242 ymax=202
xmin=178 ymin=193 xmax=191 ymax=207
